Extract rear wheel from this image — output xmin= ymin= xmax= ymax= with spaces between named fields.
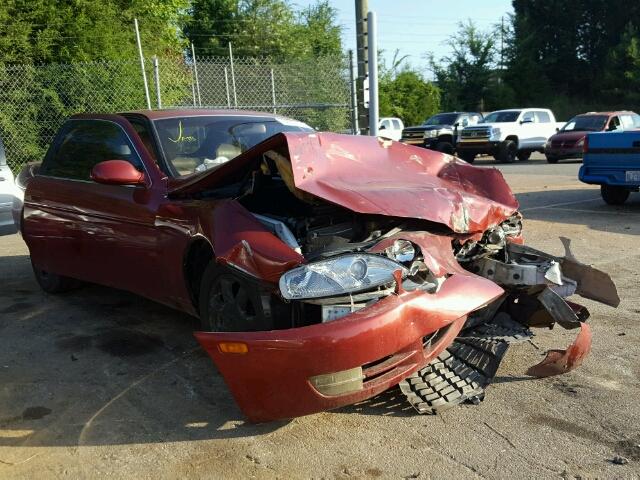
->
xmin=31 ymin=263 xmax=80 ymax=293
xmin=459 ymin=152 xmax=476 ymax=164
xmin=495 ymin=140 xmax=517 ymax=163
xmin=516 ymin=151 xmax=531 ymax=162
xmin=435 ymin=141 xmax=455 ymax=155
xmin=199 ymin=263 xmax=271 ymax=332
xmin=601 ymin=185 xmax=630 ymax=205
xmin=545 ymin=154 xmax=559 ymax=164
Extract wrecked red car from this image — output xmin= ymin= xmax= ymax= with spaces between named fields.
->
xmin=20 ymin=110 xmax=619 ymax=422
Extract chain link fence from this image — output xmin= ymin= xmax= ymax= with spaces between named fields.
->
xmin=0 ymin=54 xmax=354 ymax=173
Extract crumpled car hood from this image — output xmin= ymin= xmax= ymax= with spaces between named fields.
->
xmin=169 ymin=132 xmax=519 ymax=234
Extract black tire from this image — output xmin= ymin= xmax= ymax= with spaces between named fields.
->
xmin=459 ymin=152 xmax=476 ymax=164
xmin=31 ymin=263 xmax=80 ymax=293
xmin=545 ymin=154 xmax=559 ymax=164
xmin=435 ymin=141 xmax=455 ymax=155
xmin=516 ymin=151 xmax=531 ymax=162
xmin=198 ymin=263 xmax=271 ymax=332
xmin=601 ymin=185 xmax=630 ymax=205
xmin=495 ymin=140 xmax=517 ymax=163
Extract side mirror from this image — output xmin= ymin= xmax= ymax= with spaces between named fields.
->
xmin=453 ymin=122 xmax=460 ymax=127
xmin=379 ymin=124 xmax=387 ymax=130
xmin=91 ymin=160 xmax=146 ymax=186
xmin=520 ymin=118 xmax=533 ymax=124
xmin=556 ymin=127 xmax=560 ymax=132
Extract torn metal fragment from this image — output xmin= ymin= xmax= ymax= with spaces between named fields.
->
xmin=527 ymin=322 xmax=592 ymax=377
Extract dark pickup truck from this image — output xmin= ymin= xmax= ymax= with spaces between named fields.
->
xmin=400 ymin=112 xmax=484 ymax=154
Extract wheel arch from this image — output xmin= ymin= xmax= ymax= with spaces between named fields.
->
xmin=504 ymin=135 xmax=519 ymax=147
xmin=183 ymin=235 xmax=215 ymax=313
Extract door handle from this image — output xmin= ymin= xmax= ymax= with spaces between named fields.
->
xmin=0 ymin=177 xmax=6 ymax=182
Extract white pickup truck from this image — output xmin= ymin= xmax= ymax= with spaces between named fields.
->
xmin=456 ymin=108 xmax=564 ymax=163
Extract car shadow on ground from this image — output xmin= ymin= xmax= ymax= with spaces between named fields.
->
xmin=0 ymin=254 xmax=289 ymax=448
xmin=514 ymin=189 xmax=640 ymax=236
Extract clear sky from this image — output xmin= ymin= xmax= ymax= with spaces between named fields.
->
xmin=292 ymin=0 xmax=513 ymax=74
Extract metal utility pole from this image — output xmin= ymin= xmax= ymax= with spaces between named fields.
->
xmin=191 ymin=43 xmax=202 ymax=107
xmin=134 ymin=18 xmax=151 ymax=109
xmin=355 ymin=0 xmax=369 ymax=134
xmin=367 ymin=11 xmax=378 ymax=137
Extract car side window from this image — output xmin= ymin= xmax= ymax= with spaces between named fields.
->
xmin=607 ymin=116 xmax=621 ymax=131
xmin=380 ymin=119 xmax=392 ymax=130
xmin=522 ymin=111 xmax=535 ymax=123
xmin=535 ymin=111 xmax=551 ymax=123
xmin=391 ymin=119 xmax=402 ymax=130
xmin=458 ymin=115 xmax=470 ymax=127
xmin=41 ymin=120 xmax=142 ymax=181
xmin=620 ymin=114 xmax=635 ymax=130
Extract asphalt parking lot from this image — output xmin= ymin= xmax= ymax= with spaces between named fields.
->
xmin=1 ymin=153 xmax=639 ymax=479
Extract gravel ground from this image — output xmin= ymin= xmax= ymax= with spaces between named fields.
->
xmin=1 ymin=154 xmax=639 ymax=479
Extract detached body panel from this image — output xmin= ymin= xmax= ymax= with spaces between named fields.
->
xmin=196 ymin=274 xmax=503 ymax=422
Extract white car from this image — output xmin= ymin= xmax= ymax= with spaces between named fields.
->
xmin=0 ymin=138 xmax=21 ymax=235
xmin=456 ymin=108 xmax=564 ymax=163
xmin=378 ymin=117 xmax=404 ymax=141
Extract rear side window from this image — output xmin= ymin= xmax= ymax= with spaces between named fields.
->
xmin=522 ymin=111 xmax=535 ymax=122
xmin=535 ymin=111 xmax=551 ymax=123
xmin=392 ymin=119 xmax=402 ymax=129
xmin=619 ymin=114 xmax=637 ymax=130
xmin=41 ymin=120 xmax=142 ymax=180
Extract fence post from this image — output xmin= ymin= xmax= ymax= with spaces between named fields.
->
xmin=224 ymin=67 xmax=231 ymax=107
xmin=152 ymin=56 xmax=162 ymax=109
xmin=191 ymin=43 xmax=202 ymax=107
xmin=229 ymin=42 xmax=238 ymax=107
xmin=134 ymin=18 xmax=151 ymax=109
xmin=270 ymin=68 xmax=277 ymax=114
xmin=348 ymin=50 xmax=358 ymax=134
xmin=191 ymin=66 xmax=197 ymax=107
xmin=367 ymin=11 xmax=379 ymax=137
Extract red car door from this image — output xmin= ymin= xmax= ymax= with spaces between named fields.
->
xmin=24 ymin=116 xmax=182 ymax=306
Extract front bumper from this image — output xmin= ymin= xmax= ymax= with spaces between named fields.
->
xmin=195 ymin=273 xmax=503 ymax=422
xmin=401 ymin=137 xmax=426 ymax=146
xmin=545 ymin=146 xmax=582 ymax=160
xmin=456 ymin=140 xmax=501 ymax=155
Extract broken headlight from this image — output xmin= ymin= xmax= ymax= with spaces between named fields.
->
xmin=279 ymin=254 xmax=407 ymax=300
xmin=385 ymin=239 xmax=416 ymax=264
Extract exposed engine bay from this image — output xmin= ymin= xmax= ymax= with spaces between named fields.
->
xmin=188 ymin=134 xmax=620 ymax=418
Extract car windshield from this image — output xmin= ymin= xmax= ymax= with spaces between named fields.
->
xmin=424 ymin=113 xmax=458 ymax=126
xmin=153 ymin=115 xmax=313 ymax=176
xmin=561 ymin=115 xmax=608 ymax=132
xmin=482 ymin=111 xmax=521 ymax=123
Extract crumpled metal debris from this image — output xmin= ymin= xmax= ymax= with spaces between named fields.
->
xmin=527 ymin=322 xmax=592 ymax=377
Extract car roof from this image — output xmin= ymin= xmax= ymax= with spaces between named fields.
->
xmin=122 ymin=108 xmax=284 ymax=121
xmin=575 ymin=111 xmax=636 ymax=117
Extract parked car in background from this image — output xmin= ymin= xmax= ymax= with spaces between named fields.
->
xmin=545 ymin=111 xmax=640 ymax=163
xmin=400 ymin=112 xmax=483 ymax=154
xmin=0 ymin=137 xmax=20 ymax=235
xmin=457 ymin=108 xmax=563 ymax=163
xmin=19 ymin=109 xmax=618 ymax=422
xmin=580 ymin=129 xmax=640 ymax=205
xmin=378 ymin=117 xmax=404 ymax=141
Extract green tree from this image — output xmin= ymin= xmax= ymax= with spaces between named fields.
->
xmin=183 ymin=0 xmax=342 ymax=59
xmin=379 ymin=53 xmax=440 ymax=126
xmin=505 ymin=0 xmax=640 ymax=117
xmin=429 ymin=21 xmax=498 ymax=111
